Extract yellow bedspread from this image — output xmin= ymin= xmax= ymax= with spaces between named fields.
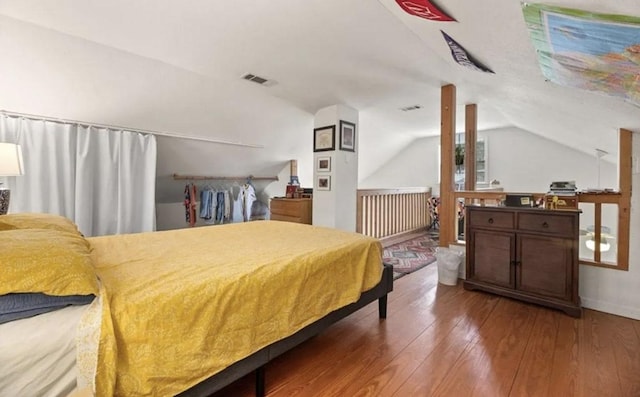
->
xmin=87 ymin=221 xmax=383 ymax=396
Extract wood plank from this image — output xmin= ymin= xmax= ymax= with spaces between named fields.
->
xmin=546 ymin=311 xmax=581 ymax=396
xmin=634 ymin=319 xmax=640 ymax=340
xmin=384 ymin=291 xmax=499 ymax=396
xmin=579 ymin=309 xmax=623 ymax=396
xmin=314 ymin=287 xmax=477 ymax=397
xmin=509 ymin=310 xmax=559 ymax=396
xmin=617 ymin=128 xmax=632 ymax=270
xmin=608 ymin=313 xmax=640 ymax=396
xmin=439 ymin=84 xmax=456 ymax=247
xmin=465 ymin=103 xmax=477 ymax=191
xmin=429 ymin=298 xmax=537 ymax=397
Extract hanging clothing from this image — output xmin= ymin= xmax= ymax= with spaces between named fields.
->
xmin=199 ymin=188 xmax=213 ymax=220
xmin=223 ymin=190 xmax=231 ymax=222
xmin=242 ymin=183 xmax=257 ymax=222
xmin=231 ymin=187 xmax=244 ymax=223
xmin=184 ymin=183 xmax=197 ymax=227
xmin=215 ymin=191 xmax=225 ymax=223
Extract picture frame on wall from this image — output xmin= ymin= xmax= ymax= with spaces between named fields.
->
xmin=316 ymin=156 xmax=331 ymax=172
xmin=317 ymin=175 xmax=331 ymax=191
xmin=339 ymin=120 xmax=356 ymax=152
xmin=313 ymin=125 xmax=336 ymax=152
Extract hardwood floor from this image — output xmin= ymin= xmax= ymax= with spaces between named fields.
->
xmin=213 ymin=265 xmax=640 ymax=397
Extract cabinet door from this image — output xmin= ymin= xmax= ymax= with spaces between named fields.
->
xmin=517 ymin=235 xmax=572 ymax=300
xmin=469 ymin=230 xmax=515 ymax=288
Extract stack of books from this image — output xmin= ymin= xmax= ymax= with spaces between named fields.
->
xmin=546 ymin=181 xmax=578 ymax=210
xmin=548 ymin=181 xmax=577 ymax=196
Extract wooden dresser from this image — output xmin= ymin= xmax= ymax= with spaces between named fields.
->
xmin=270 ymin=198 xmax=312 ymax=225
xmin=464 ymin=205 xmax=581 ymax=317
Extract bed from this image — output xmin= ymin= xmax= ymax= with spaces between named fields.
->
xmin=0 ymin=213 xmax=393 ymax=397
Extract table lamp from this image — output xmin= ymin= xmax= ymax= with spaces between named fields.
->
xmin=0 ymin=143 xmax=24 ymax=215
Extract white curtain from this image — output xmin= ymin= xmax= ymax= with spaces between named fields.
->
xmin=0 ymin=115 xmax=157 ymax=236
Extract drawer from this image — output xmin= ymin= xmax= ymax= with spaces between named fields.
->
xmin=271 ymin=214 xmax=304 ymax=223
xmin=518 ymin=212 xmax=575 ymax=236
xmin=469 ymin=210 xmax=514 ymax=229
xmin=270 ymin=199 xmax=307 ymax=217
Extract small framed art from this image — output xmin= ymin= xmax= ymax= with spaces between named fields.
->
xmin=316 ymin=156 xmax=331 ymax=172
xmin=313 ymin=125 xmax=336 ymax=152
xmin=317 ymin=175 xmax=331 ymax=191
xmin=339 ymin=120 xmax=356 ymax=152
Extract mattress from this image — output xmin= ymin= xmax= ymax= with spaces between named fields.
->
xmin=0 ymin=304 xmax=89 ymax=397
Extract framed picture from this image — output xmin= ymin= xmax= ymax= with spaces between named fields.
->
xmin=339 ymin=120 xmax=356 ymax=152
xmin=317 ymin=175 xmax=331 ymax=191
xmin=313 ymin=125 xmax=336 ymax=152
xmin=316 ymin=156 xmax=331 ymax=172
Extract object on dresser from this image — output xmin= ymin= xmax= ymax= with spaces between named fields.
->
xmin=301 ymin=187 xmax=313 ymax=199
xmin=548 ymin=180 xmax=577 ymax=195
xmin=505 ymin=194 xmax=534 ymax=207
xmin=546 ymin=180 xmax=578 ymax=210
xmin=285 ymin=184 xmax=297 ymax=198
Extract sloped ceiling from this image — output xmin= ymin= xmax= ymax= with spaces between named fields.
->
xmin=0 ymin=0 xmax=638 ymax=201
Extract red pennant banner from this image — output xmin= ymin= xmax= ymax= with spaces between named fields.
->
xmin=395 ymin=0 xmax=455 ymax=22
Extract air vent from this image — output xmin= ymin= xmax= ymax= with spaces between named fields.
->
xmin=400 ymin=105 xmax=422 ymax=112
xmin=242 ymin=73 xmax=272 ymax=86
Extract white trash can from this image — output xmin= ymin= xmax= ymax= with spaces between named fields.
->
xmin=435 ymin=247 xmax=463 ymax=286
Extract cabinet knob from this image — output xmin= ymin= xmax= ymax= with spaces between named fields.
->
xmin=488 ymin=218 xmax=494 ymax=224
xmin=542 ymin=221 xmax=549 ymax=228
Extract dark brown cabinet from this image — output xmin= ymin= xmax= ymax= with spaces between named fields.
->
xmin=464 ymin=206 xmax=581 ymax=317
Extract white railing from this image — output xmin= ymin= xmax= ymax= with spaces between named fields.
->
xmin=356 ymin=187 xmax=431 ymax=240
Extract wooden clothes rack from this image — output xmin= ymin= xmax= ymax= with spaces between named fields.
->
xmin=172 ymin=173 xmax=279 ymax=182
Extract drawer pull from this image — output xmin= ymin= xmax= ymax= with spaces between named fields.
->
xmin=488 ymin=218 xmax=494 ymax=224
xmin=542 ymin=222 xmax=549 ymax=228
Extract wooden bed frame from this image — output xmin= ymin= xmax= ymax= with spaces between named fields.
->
xmin=178 ymin=263 xmax=394 ymax=397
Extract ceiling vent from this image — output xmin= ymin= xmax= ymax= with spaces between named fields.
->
xmin=242 ymin=73 xmax=274 ymax=86
xmin=400 ymin=105 xmax=422 ymax=112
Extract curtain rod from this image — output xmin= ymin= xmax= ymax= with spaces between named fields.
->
xmin=173 ymin=173 xmax=279 ymax=181
xmin=0 ymin=110 xmax=264 ymax=149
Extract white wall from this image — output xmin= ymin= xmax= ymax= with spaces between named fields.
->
xmin=359 ymin=136 xmax=440 ymax=190
xmin=361 ymin=127 xmax=617 ymax=195
xmin=312 ymin=105 xmax=359 ymax=231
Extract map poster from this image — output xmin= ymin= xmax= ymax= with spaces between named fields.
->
xmin=523 ymin=3 xmax=640 ymax=106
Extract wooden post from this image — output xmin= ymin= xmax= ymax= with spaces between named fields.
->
xmin=464 ymin=104 xmax=477 ymax=191
xmin=617 ymin=128 xmax=632 ymax=270
xmin=440 ymin=84 xmax=456 ymax=246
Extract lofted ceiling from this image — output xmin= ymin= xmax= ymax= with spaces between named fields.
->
xmin=0 ymin=0 xmax=638 ymax=201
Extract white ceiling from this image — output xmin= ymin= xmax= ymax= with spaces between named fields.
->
xmin=0 ymin=0 xmax=638 ymax=199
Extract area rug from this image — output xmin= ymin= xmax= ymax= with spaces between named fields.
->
xmin=383 ymin=233 xmax=438 ymax=279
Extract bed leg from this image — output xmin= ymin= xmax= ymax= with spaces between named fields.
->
xmin=256 ymin=366 xmax=265 ymax=397
xmin=378 ymin=295 xmax=388 ymax=319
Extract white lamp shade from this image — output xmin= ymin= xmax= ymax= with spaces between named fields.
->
xmin=586 ymin=237 xmax=611 ymax=252
xmin=0 ymin=143 xmax=24 ymax=176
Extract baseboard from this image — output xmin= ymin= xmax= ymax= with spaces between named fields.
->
xmin=380 ymin=227 xmax=430 ymax=247
xmin=581 ymin=296 xmax=640 ymax=320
